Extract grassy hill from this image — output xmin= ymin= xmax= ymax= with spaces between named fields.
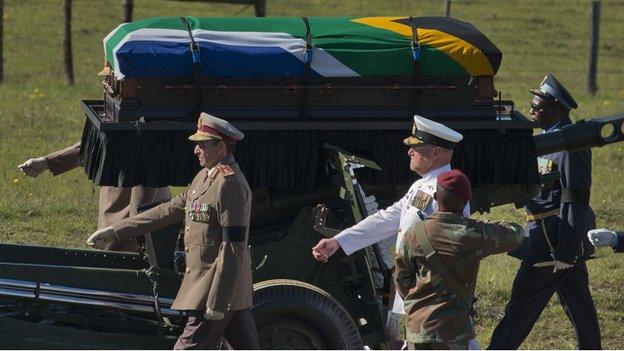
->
xmin=0 ymin=0 xmax=622 ymax=348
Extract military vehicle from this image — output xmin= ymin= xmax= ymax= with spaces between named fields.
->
xmin=1 ymin=16 xmax=623 ymax=349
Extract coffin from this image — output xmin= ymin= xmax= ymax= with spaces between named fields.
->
xmin=79 ymin=16 xmax=538 ymax=190
xmin=100 ymin=16 xmax=502 ymax=122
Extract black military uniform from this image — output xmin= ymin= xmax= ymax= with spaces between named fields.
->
xmin=615 ymin=232 xmax=624 ymax=253
xmin=489 ymin=75 xmax=602 ymax=349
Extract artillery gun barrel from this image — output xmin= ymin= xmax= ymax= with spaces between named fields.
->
xmin=0 ymin=277 xmax=181 ymax=317
xmin=533 ymin=114 xmax=624 ymax=156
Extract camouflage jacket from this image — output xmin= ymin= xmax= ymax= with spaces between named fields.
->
xmin=394 ymin=212 xmax=524 ymax=344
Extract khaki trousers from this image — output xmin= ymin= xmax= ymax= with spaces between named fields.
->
xmin=174 ymin=309 xmax=259 ymax=350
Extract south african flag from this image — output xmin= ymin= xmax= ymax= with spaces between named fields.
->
xmin=103 ymin=16 xmax=501 ymax=80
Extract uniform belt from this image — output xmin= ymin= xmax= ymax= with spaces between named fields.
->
xmin=561 ymin=188 xmax=590 ymax=205
xmin=221 ymin=226 xmax=247 ymax=242
xmin=525 ymin=209 xmax=560 ymax=222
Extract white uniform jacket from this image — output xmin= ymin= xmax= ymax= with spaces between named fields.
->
xmin=334 ymin=164 xmax=470 ymax=313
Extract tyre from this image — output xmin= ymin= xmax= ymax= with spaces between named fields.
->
xmin=252 ymin=279 xmax=363 ymax=350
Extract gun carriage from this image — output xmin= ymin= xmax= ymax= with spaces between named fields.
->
xmin=1 ymin=16 xmax=623 ymax=349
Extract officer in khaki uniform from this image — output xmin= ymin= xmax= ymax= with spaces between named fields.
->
xmin=18 ymin=141 xmax=171 ymax=252
xmin=87 ymin=112 xmax=259 ymax=350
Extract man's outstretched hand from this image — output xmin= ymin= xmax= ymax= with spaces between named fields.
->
xmin=587 ymin=228 xmax=618 ymax=248
xmin=87 ymin=227 xmax=118 ymax=250
xmin=18 ymin=157 xmax=48 ymax=177
xmin=312 ymin=238 xmax=340 ymax=263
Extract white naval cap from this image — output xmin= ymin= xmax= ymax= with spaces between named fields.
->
xmin=403 ymin=115 xmax=463 ymax=149
xmin=188 ymin=112 xmax=244 ymax=144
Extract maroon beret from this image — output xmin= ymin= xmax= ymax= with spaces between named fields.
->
xmin=437 ymin=169 xmax=471 ymax=202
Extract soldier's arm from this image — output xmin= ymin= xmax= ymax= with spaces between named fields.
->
xmin=205 ymin=179 xmax=250 ymax=317
xmin=334 ymin=196 xmax=405 ymax=256
xmin=45 ymin=142 xmax=81 ymax=176
xmin=479 ymin=220 xmax=525 ymax=257
xmin=20 ymin=142 xmax=81 ymax=178
xmin=394 ymin=228 xmax=417 ymax=299
xmin=556 ymin=149 xmax=592 ymax=263
xmin=111 ymin=192 xmax=186 ymax=241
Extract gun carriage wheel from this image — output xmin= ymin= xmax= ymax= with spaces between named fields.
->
xmin=252 ymin=279 xmax=363 ymax=350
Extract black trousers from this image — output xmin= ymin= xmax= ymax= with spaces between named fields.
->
xmin=408 ymin=341 xmax=468 ymax=349
xmin=488 ymin=261 xmax=601 ymax=349
xmin=174 ymin=309 xmax=260 ymax=350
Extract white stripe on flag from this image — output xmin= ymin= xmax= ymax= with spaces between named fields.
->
xmin=109 ymin=28 xmax=358 ymax=79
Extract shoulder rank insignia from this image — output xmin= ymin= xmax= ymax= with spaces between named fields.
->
xmin=208 ymin=167 xmax=219 ymax=180
xmin=411 ymin=189 xmax=433 ymax=212
xmin=216 ymin=164 xmax=235 ymax=178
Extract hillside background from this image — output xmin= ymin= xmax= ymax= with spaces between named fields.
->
xmin=0 ymin=0 xmax=622 ymax=348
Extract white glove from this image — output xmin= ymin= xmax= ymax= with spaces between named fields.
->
xmin=204 ymin=307 xmax=225 ymax=320
xmin=365 ymin=202 xmax=379 ymax=215
xmin=18 ymin=157 xmax=49 ymax=177
xmin=87 ymin=227 xmax=118 ymax=250
xmin=363 ymin=194 xmax=379 ymax=215
xmin=587 ymin=228 xmax=618 ymax=248
xmin=362 ymin=194 xmax=376 ymax=204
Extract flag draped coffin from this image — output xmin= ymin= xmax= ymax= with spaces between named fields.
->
xmin=101 ymin=16 xmax=502 ymax=121
xmin=81 ymin=16 xmax=538 ymax=191
xmin=105 ymin=16 xmax=501 ymax=80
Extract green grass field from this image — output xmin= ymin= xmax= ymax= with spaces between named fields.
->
xmin=0 ymin=0 xmax=623 ymax=348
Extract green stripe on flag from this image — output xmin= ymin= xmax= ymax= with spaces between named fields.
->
xmin=309 ymin=17 xmax=412 ymax=76
xmin=419 ymin=45 xmax=468 ymax=76
xmin=185 ymin=16 xmax=307 ymax=35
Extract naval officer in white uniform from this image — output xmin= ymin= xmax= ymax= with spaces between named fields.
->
xmin=312 ymin=114 xmax=472 ymax=348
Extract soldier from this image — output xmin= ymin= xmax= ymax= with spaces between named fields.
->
xmin=588 ymin=228 xmax=624 ymax=252
xmin=489 ymin=74 xmax=602 ymax=349
xmin=86 ymin=113 xmax=259 ymax=350
xmin=18 ymin=142 xmax=171 ymax=252
xmin=312 ymin=115 xmax=473 ymax=348
xmin=396 ymin=169 xmax=524 ymax=350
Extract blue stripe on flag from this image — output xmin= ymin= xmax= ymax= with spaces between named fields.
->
xmin=115 ymin=41 xmax=320 ymax=78
xmin=116 ymin=41 xmax=190 ymax=78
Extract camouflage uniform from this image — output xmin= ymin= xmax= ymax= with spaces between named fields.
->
xmin=395 ymin=212 xmax=524 ymax=349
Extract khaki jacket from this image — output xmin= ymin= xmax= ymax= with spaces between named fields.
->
xmin=395 ymin=212 xmax=524 ymax=344
xmin=112 ymin=155 xmax=253 ymax=313
xmin=45 ymin=142 xmax=171 ymax=251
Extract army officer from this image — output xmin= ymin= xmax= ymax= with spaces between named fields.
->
xmin=87 ymin=112 xmax=259 ymax=350
xmin=18 ymin=141 xmax=171 ymax=252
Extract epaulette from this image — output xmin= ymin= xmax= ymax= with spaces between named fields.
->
xmin=208 ymin=167 xmax=219 ymax=180
xmin=216 ymin=164 xmax=235 ymax=178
